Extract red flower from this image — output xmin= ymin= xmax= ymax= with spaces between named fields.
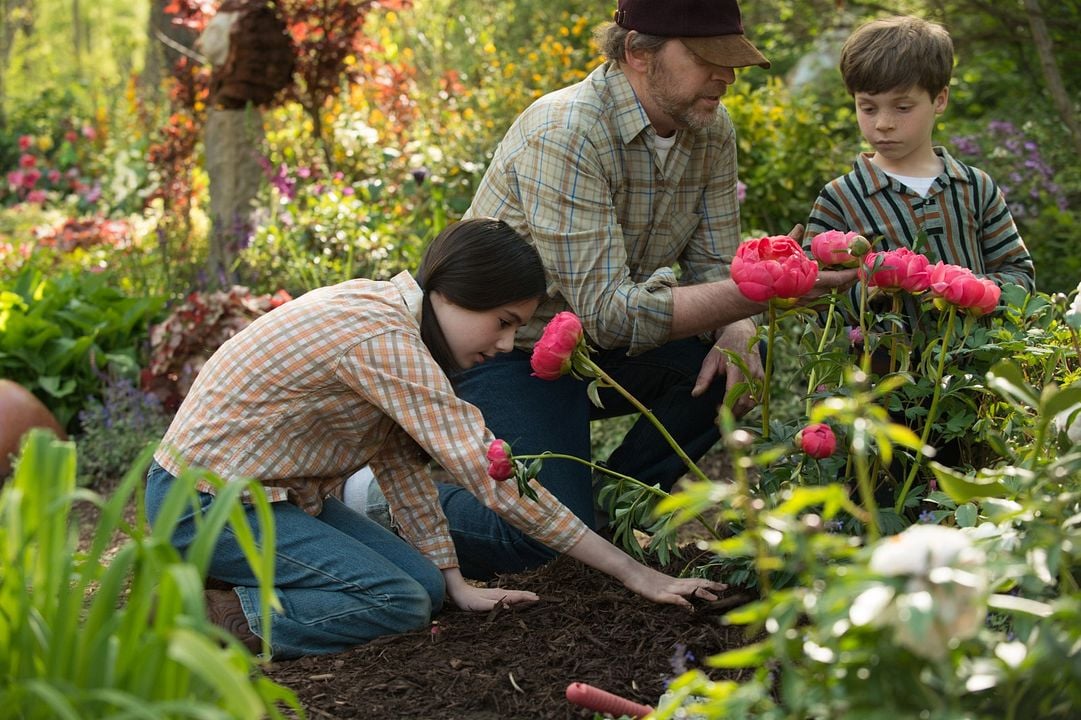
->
xmin=269 ymin=289 xmax=293 ymax=308
xmin=861 ymin=248 xmax=931 ymax=293
xmin=928 ymin=263 xmax=1001 ymax=316
xmin=486 ymin=439 xmax=514 ymax=482
xmin=796 ymin=422 xmax=836 ymax=459
xmin=810 ymin=230 xmax=869 ymax=268
xmin=530 ymin=311 xmax=584 ymax=381
xmin=19 ymin=153 xmax=36 ymax=169
xmin=731 ymin=235 xmax=818 ymax=303
xmin=17 ymin=135 xmax=33 ymax=151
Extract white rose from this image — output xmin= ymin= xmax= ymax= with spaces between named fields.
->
xmin=859 ymin=526 xmax=989 ymax=659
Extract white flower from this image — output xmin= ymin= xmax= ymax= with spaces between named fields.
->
xmin=859 ymin=525 xmax=990 ymax=659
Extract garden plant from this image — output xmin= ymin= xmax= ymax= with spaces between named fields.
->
xmin=1 ymin=0 xmax=1079 ymax=717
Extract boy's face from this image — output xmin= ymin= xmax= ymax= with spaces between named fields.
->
xmin=853 ymin=85 xmax=948 ymax=172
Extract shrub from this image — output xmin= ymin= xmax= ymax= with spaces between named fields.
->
xmin=0 ymin=266 xmax=165 ymax=431
xmin=76 ymin=374 xmax=172 ymax=488
xmin=143 ymin=285 xmax=291 ymax=411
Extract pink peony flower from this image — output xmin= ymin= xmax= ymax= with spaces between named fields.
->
xmin=847 ymin=326 xmax=865 ymax=345
xmin=796 ymin=422 xmax=837 ymax=459
xmin=927 ymin=262 xmax=1001 ymax=316
xmin=25 ymin=190 xmax=47 ymax=204
xmin=18 ymin=135 xmax=33 ymax=151
xmin=19 ymin=153 xmax=36 ymax=169
xmin=486 ymin=439 xmax=514 ymax=482
xmin=810 ymin=230 xmax=869 ymax=268
xmin=861 ymin=248 xmax=931 ymax=293
xmin=731 ymin=235 xmax=819 ymax=303
xmin=530 ymin=311 xmax=584 ymax=381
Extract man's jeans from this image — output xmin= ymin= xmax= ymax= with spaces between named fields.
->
xmin=441 ymin=337 xmax=726 ymax=578
xmin=146 ymin=460 xmax=445 ymax=659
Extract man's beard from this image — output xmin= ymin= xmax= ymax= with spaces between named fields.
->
xmin=646 ymin=61 xmax=719 ymax=131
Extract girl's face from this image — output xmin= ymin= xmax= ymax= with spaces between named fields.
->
xmin=429 ymin=292 xmax=540 ymax=369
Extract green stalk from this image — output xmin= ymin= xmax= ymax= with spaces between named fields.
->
xmin=853 ymin=436 xmax=880 ymax=540
xmin=513 ymin=452 xmax=723 ymax=542
xmin=895 ymin=305 xmax=957 ymax=513
xmin=761 ymin=302 xmax=776 ymax=439
xmin=582 ymin=357 xmax=713 ymax=484
xmin=858 ymin=276 xmax=872 ymax=374
xmin=805 ymin=291 xmax=837 ymax=417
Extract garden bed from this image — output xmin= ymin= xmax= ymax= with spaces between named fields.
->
xmin=260 ymin=552 xmax=754 ymax=720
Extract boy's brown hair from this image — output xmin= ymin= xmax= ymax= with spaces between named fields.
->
xmin=839 ymin=15 xmax=953 ymax=97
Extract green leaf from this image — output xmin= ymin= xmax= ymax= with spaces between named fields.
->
xmin=707 ymin=640 xmax=771 ymax=668
xmin=933 ymin=463 xmax=1009 ymax=502
xmin=986 ymin=360 xmax=1039 ymax=408
xmin=586 ymin=380 xmax=603 ymax=409
xmin=955 ymin=503 xmax=979 ymax=527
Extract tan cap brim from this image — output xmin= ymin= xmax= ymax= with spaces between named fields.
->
xmin=681 ymin=35 xmax=770 ymax=69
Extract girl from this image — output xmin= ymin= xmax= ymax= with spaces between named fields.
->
xmin=147 ymin=218 xmax=722 ymax=659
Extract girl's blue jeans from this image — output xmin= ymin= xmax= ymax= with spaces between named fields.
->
xmin=146 ymin=460 xmax=445 ymax=659
xmin=441 ymin=337 xmax=726 ymax=579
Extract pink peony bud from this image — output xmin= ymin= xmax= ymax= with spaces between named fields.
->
xmin=861 ymin=248 xmax=931 ymax=293
xmin=927 ymin=262 xmax=1001 ymax=316
xmin=731 ymin=235 xmax=819 ymax=303
xmin=810 ymin=230 xmax=868 ymax=268
xmin=796 ymin=422 xmax=837 ymax=459
xmin=530 ymin=311 xmax=584 ymax=381
xmin=486 ymin=439 xmax=514 ymax=481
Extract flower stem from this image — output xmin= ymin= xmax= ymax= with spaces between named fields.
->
xmin=805 ymin=291 xmax=837 ymax=417
xmin=895 ymin=305 xmax=957 ymax=514
xmin=583 ymin=359 xmax=713 ymax=485
xmin=853 ymin=439 xmax=880 ymax=541
xmin=762 ymin=303 xmax=776 ymax=439
xmin=889 ymin=293 xmax=901 ymax=374
xmin=513 ymin=452 xmax=723 ymax=542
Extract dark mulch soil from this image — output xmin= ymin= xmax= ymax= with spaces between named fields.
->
xmin=260 ymin=551 xmax=756 ymax=720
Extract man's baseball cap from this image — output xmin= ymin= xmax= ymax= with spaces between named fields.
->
xmin=613 ymin=0 xmax=770 ymax=69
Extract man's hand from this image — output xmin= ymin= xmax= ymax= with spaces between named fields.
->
xmin=691 ymin=318 xmax=762 ymax=418
xmin=798 ymin=267 xmax=860 ymax=305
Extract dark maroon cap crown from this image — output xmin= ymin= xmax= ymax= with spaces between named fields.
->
xmin=614 ymin=0 xmax=744 ymax=38
xmin=613 ymin=0 xmax=770 ymax=68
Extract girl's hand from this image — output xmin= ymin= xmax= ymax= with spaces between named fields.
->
xmin=566 ymin=531 xmax=725 ymax=609
xmin=442 ymin=567 xmax=539 ymax=612
xmin=619 ymin=563 xmax=723 ymax=609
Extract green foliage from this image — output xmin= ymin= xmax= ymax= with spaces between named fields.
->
xmin=76 ymin=374 xmax=171 ymax=488
xmin=0 ymin=430 xmax=301 ymax=718
xmin=0 ymin=265 xmax=165 ymax=431
xmin=724 ymin=78 xmax=856 ymax=235
xmin=240 ymin=169 xmax=423 ymax=294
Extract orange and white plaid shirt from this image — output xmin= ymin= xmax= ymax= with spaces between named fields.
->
xmin=154 ymin=271 xmax=588 ymax=569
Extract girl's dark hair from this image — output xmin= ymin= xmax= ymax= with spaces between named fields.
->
xmin=416 ymin=218 xmax=547 ymax=374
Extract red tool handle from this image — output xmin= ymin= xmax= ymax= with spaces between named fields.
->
xmin=565 ymin=682 xmax=654 ymax=718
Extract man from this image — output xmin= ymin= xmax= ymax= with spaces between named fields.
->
xmin=382 ymin=0 xmax=855 ymax=578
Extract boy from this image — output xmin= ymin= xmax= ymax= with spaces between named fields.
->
xmin=807 ymin=15 xmax=1035 ymax=302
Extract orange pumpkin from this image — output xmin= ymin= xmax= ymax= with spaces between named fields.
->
xmin=0 ymin=379 xmax=67 ymax=476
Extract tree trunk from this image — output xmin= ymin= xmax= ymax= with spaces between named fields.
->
xmin=204 ymin=105 xmax=265 ymax=288
xmin=1022 ymin=0 xmax=1081 ymax=157
xmin=138 ymin=0 xmax=197 ymax=101
xmin=1 ymin=0 xmax=35 ymax=129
